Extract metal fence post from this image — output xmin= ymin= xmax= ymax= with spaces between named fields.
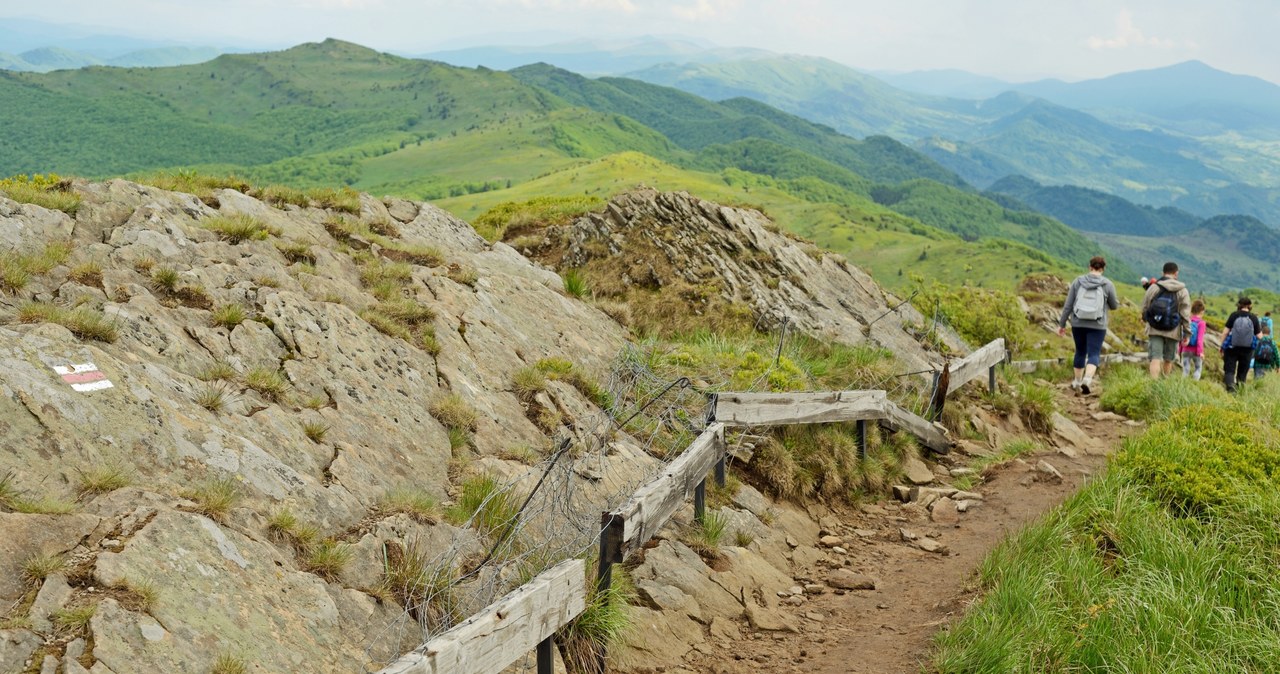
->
xmin=595 ymin=513 xmax=621 ymax=674
xmin=856 ymin=419 xmax=867 ymax=460
xmin=694 ymin=478 xmax=707 ymax=524
xmin=537 ymin=636 xmax=554 ymax=674
xmin=988 ymin=364 xmax=997 ymax=395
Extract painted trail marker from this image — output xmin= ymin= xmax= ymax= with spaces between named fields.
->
xmin=53 ymin=363 xmax=114 ymax=392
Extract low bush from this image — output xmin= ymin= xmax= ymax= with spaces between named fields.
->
xmin=202 ymin=214 xmax=280 ymax=244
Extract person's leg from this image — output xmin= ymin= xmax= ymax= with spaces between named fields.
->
xmin=1192 ymin=356 xmax=1203 ymax=381
xmin=1071 ymin=328 xmax=1088 ymax=390
xmin=1182 ymin=353 xmax=1191 ymax=377
xmin=1237 ymin=349 xmax=1253 ymax=389
xmin=1148 ymin=337 xmax=1163 ymax=379
xmin=1081 ymin=328 xmax=1105 ymax=394
xmin=1224 ymin=350 xmax=1239 ymax=392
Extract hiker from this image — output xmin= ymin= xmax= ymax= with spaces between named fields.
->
xmin=1141 ymin=262 xmax=1192 ymax=379
xmin=1254 ymin=324 xmax=1278 ymax=379
xmin=1263 ymin=311 xmax=1274 ymax=335
xmin=1057 ymin=256 xmax=1119 ymax=395
xmin=1180 ymin=299 xmax=1207 ymax=380
xmin=1221 ymin=296 xmax=1261 ymax=393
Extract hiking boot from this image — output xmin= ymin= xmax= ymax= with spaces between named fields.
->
xmin=1070 ymin=380 xmax=1081 ymax=394
xmin=1080 ymin=380 xmax=1092 ymax=396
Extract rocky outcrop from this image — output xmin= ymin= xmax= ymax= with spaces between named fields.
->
xmin=512 ymin=188 xmax=964 ymax=374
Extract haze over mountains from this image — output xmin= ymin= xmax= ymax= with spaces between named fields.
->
xmin=3 ymin=27 xmax=1279 ymax=293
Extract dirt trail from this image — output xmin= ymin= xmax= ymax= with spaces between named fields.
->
xmin=682 ymin=387 xmax=1138 ymax=674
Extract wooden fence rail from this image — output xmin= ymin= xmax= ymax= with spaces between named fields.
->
xmin=377 ymin=559 xmax=587 ymax=674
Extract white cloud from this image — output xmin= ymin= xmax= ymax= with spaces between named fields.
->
xmin=670 ymin=0 xmax=741 ymax=21
xmin=502 ymin=0 xmax=637 ymax=11
xmin=1088 ymin=9 xmax=1179 ymax=50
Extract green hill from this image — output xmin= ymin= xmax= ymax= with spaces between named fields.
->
xmin=987 ymin=175 xmax=1202 ymax=236
xmin=1092 ymin=215 xmax=1280 ymax=293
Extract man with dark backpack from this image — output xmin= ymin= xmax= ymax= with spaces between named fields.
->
xmin=1222 ymin=296 xmax=1261 ymax=392
xmin=1141 ymin=262 xmax=1192 ymax=379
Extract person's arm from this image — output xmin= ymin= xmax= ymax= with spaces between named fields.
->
xmin=1222 ymin=314 xmax=1235 ymax=343
xmin=1058 ymin=280 xmax=1078 ymax=333
xmin=1179 ymin=290 xmax=1192 ymax=341
xmin=1140 ymin=284 xmax=1155 ymax=316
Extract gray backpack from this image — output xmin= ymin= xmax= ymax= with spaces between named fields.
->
xmin=1229 ymin=314 xmax=1256 ymax=349
xmin=1072 ymin=282 xmax=1106 ymax=321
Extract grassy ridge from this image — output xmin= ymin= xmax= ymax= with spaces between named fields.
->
xmin=932 ymin=369 xmax=1280 ymax=672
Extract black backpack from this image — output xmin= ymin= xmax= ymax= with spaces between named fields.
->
xmin=1144 ymin=284 xmax=1181 ymax=331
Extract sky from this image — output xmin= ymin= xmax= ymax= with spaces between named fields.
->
xmin=5 ymin=0 xmax=1279 ymax=83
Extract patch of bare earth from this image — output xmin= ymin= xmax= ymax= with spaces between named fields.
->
xmin=680 ymin=388 xmax=1138 ymax=674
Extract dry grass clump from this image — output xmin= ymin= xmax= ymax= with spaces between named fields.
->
xmin=52 ymin=604 xmax=96 ymax=632
xmin=276 ymin=241 xmax=317 ymax=265
xmin=15 ymin=301 xmax=118 ymax=342
xmin=375 ymin=487 xmax=440 ymax=524
xmin=429 ymin=394 xmax=479 ymax=433
xmin=76 ymin=464 xmax=131 ymax=497
xmin=133 ymin=170 xmax=251 ymax=205
xmin=511 ymin=366 xmax=547 ymax=401
xmin=201 ymin=214 xmax=281 ymax=244
xmin=446 ymin=263 xmax=479 ymax=287
xmin=302 ymin=420 xmax=330 ymax=443
xmin=196 ymin=360 xmax=238 ymax=382
xmin=182 ymin=476 xmax=241 ymax=522
xmin=68 ymin=260 xmax=104 ymax=287
xmin=300 ymin=539 xmax=352 ymax=582
xmin=210 ymin=303 xmax=248 ymax=329
xmin=21 ymin=552 xmax=66 ymax=584
xmin=241 ymin=367 xmax=289 ymax=402
xmin=0 ymin=242 xmax=73 ymax=293
xmin=195 ymin=382 xmax=234 ymax=413
xmin=267 ymin=508 xmax=320 ymax=549
xmin=307 ymin=186 xmax=362 ymax=214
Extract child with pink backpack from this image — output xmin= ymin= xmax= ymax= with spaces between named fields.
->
xmin=1180 ymin=299 xmax=1207 ymax=380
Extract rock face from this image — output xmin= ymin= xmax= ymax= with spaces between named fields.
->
xmin=0 ymin=181 xmax=638 ymax=671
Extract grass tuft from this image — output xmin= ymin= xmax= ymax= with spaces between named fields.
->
xmin=183 ymin=476 xmax=241 ymax=522
xmin=76 ymin=464 xmax=131 ymax=497
xmin=195 ymin=382 xmax=234 ymax=413
xmin=376 ymin=487 xmax=440 ymax=524
xmin=562 ymin=268 xmax=590 ymax=298
xmin=211 ymin=653 xmax=248 ymax=674
xmin=302 ymin=420 xmax=330 ymax=443
xmin=16 ymin=301 xmax=118 ymax=342
xmin=202 ymin=214 xmax=280 ymax=244
xmin=301 ymin=539 xmax=352 ymax=582
xmin=210 ymin=303 xmax=247 ymax=329
xmin=68 ymin=260 xmax=103 ymax=287
xmin=52 ymin=604 xmax=96 ymax=632
xmin=241 ymin=367 xmax=289 ymax=403
xmin=429 ymin=394 xmax=479 ymax=433
xmin=21 ymin=552 xmax=65 ymax=584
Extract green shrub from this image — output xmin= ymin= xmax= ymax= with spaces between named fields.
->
xmin=911 ymin=279 xmax=1026 ymax=353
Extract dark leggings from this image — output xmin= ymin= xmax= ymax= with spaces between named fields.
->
xmin=1224 ymin=347 xmax=1254 ymax=391
xmin=1072 ymin=327 xmax=1107 ymax=368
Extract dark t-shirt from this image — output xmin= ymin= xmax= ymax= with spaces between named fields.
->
xmin=1225 ymin=311 xmax=1261 ymax=349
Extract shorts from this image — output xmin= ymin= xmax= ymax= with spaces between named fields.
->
xmin=1149 ymin=335 xmax=1179 ymax=362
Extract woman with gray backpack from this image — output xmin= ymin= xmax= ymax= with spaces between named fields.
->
xmin=1058 ymin=256 xmax=1120 ymax=395
xmin=1221 ymin=296 xmax=1261 ymax=393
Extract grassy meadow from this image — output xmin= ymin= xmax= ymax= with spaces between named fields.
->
xmin=932 ymin=367 xmax=1280 ymax=672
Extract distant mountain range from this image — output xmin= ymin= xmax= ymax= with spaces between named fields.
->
xmin=0 ymin=17 xmax=230 ymax=71
xmin=419 ymin=38 xmax=769 ymax=76
xmin=0 ymin=45 xmax=224 ymax=72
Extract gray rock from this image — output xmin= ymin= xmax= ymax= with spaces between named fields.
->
xmin=929 ymin=497 xmax=960 ymax=525
xmin=903 ymin=455 xmax=935 ymax=485
xmin=0 ymin=629 xmax=42 ymax=674
xmin=1036 ymin=460 xmax=1065 ymax=483
xmin=827 ymin=569 xmax=877 ymax=590
xmin=819 ymin=535 xmax=843 ymax=548
xmin=0 ymin=513 xmax=99 ymax=605
xmin=41 ymin=654 xmax=58 ymax=674
xmin=916 ymin=537 xmax=948 ymax=554
xmin=744 ymin=603 xmax=797 ymax=632
xmin=29 ymin=573 xmax=74 ymax=633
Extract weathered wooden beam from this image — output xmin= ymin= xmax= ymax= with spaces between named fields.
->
xmin=948 ymin=339 xmax=1007 ymax=391
xmin=607 ymin=424 xmax=726 ymax=558
xmin=714 ymin=390 xmax=888 ymax=427
xmin=880 ymin=401 xmax=952 ymax=454
xmin=377 ymin=559 xmax=587 ymax=674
